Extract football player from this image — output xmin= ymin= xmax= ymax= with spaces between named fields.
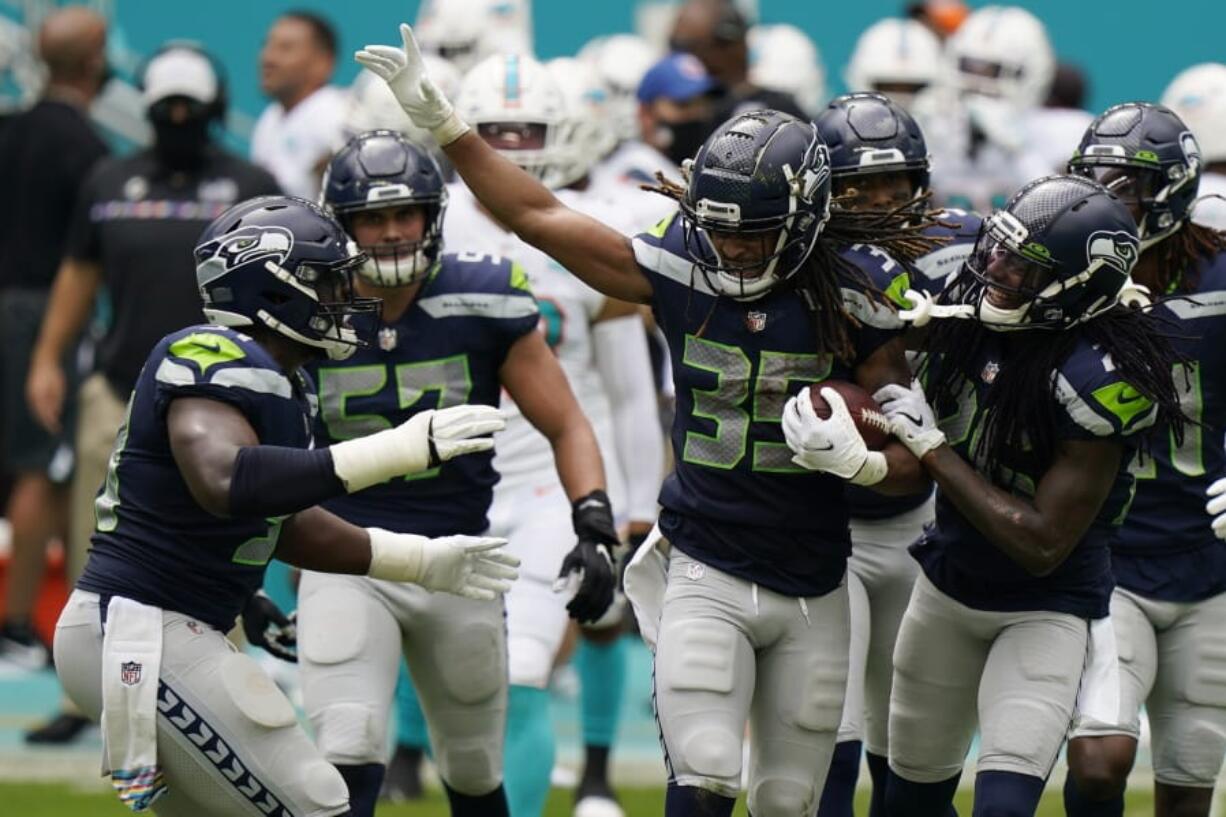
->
xmin=810 ymin=92 xmax=981 ymax=817
xmin=911 ymin=5 xmax=1055 ymax=213
xmin=843 ymin=18 xmax=942 ymax=114
xmin=443 ymin=53 xmax=664 ymax=817
xmin=355 ymin=24 xmax=935 ymax=817
xmin=297 ymin=130 xmax=620 ymax=817
xmin=52 ymin=195 xmax=517 ymax=817
xmin=1162 ymin=63 xmax=1226 ymax=231
xmin=876 ymin=175 xmax=1187 ymax=817
xmin=1063 ymin=103 xmax=1226 ymax=817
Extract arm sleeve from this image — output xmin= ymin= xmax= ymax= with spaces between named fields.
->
xmin=229 ymin=445 xmax=344 ymax=517
xmin=591 ymin=313 xmax=664 ymax=523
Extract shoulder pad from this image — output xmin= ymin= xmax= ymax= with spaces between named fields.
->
xmin=1053 ymin=342 xmax=1157 ymax=437
xmin=156 ymin=327 xmax=292 ymax=399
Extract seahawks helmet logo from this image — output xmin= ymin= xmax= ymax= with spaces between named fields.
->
xmin=1086 ymin=230 xmax=1139 ymax=274
xmin=209 ymin=226 xmax=294 ymax=271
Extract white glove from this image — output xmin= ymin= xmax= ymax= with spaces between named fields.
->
xmin=355 ymin=23 xmax=470 ymax=145
xmin=874 ymin=381 xmax=945 ymax=460
xmin=782 ymin=387 xmax=886 ymax=485
xmin=330 ymin=405 xmax=505 ymax=493
xmin=1205 ymin=478 xmax=1226 ymax=540
xmin=366 ymin=528 xmax=520 ymax=601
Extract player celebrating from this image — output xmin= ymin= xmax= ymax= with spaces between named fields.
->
xmin=52 ymin=195 xmax=517 ymax=817
xmin=810 ymin=92 xmax=981 ymax=817
xmin=297 ymin=130 xmax=619 ymax=817
xmin=442 ymin=53 xmax=664 ymax=817
xmin=355 ymin=24 xmax=934 ymax=817
xmin=876 ymin=175 xmax=1186 ymax=817
xmin=1063 ymin=103 xmax=1226 ymax=817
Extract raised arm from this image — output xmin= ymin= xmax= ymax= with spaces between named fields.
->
xmin=355 ymin=24 xmax=652 ymax=305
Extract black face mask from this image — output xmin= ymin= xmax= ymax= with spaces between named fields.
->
xmin=656 ymin=118 xmax=711 ymax=167
xmin=150 ymin=114 xmax=211 ymax=171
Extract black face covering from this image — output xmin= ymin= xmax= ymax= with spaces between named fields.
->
xmin=658 ymin=118 xmax=711 ymax=167
xmin=148 ymin=99 xmax=213 ymax=171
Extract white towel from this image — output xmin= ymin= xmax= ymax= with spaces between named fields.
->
xmin=622 ymin=525 xmax=670 ymax=651
xmin=1076 ymin=616 xmax=1122 ymax=727
xmin=101 ymin=596 xmax=167 ymax=811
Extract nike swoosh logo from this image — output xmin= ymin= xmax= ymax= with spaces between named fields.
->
xmin=814 ymin=443 xmax=835 ymax=452
xmin=578 ymin=499 xmax=606 ymax=510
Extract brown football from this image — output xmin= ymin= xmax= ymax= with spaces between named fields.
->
xmin=809 ymin=380 xmax=892 ymax=450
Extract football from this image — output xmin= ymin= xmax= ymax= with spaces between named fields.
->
xmin=809 ymin=380 xmax=893 ymax=450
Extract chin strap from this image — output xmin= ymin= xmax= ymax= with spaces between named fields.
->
xmin=897 ymin=289 xmax=975 ymax=327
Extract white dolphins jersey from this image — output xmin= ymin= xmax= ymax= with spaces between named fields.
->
xmin=1194 ymin=172 xmax=1226 ymax=231
xmin=443 ymin=183 xmax=632 ymax=512
xmin=591 ymin=140 xmax=680 ymax=234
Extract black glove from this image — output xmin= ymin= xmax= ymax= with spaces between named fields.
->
xmin=240 ymin=590 xmax=297 ymax=662
xmin=556 ymin=490 xmax=619 ymax=623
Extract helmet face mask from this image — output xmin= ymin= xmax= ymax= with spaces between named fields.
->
xmin=321 ymin=130 xmax=449 ymax=288
xmin=678 ymin=112 xmax=832 ymax=301
xmin=945 ymin=175 xmax=1141 ymax=332
xmin=1068 ymin=103 xmax=1202 ymax=250
xmin=195 ymin=198 xmax=382 ymax=362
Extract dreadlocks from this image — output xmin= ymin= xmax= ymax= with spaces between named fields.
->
xmin=1147 ymin=222 xmax=1226 ymax=294
xmin=646 ymin=177 xmax=948 ymax=363
xmin=920 ymin=293 xmax=1187 ymax=485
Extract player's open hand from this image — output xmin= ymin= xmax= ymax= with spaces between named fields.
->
xmin=355 ymin=24 xmax=469 ymax=144
xmin=26 ymin=357 xmax=65 ymax=434
xmin=428 ymin=404 xmax=507 ymax=464
xmin=419 ymin=535 xmax=520 ymax=600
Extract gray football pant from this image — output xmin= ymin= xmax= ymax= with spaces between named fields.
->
xmin=297 ymin=571 xmax=507 ymax=796
xmin=1071 ymin=586 xmax=1226 ymax=787
xmin=839 ymin=499 xmax=931 ymax=753
xmin=653 ymin=549 xmax=850 ymax=817
xmin=889 ymin=574 xmax=1089 ymax=782
xmin=54 ymin=590 xmax=349 ymax=817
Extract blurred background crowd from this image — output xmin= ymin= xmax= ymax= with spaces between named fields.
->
xmin=1 ymin=0 xmax=1226 ymax=801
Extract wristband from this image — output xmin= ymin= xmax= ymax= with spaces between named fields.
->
xmin=365 ymin=527 xmax=429 ymax=582
xmin=329 ymin=411 xmax=432 ymax=493
xmin=849 ymin=451 xmax=888 ymax=487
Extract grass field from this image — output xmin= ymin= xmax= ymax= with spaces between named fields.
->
xmin=4 ymin=782 xmax=1161 ymax=816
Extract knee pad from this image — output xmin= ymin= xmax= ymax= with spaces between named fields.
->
xmin=675 ymin=726 xmax=742 ymax=789
xmin=433 ymin=622 xmax=503 ymax=705
xmin=749 ymin=775 xmax=814 ymax=817
xmin=437 ymin=737 xmax=501 ymax=796
xmin=219 ymin=653 xmax=297 ymax=730
xmin=313 ymin=702 xmax=385 ymax=765
xmin=300 ymin=584 xmax=369 ymax=666
xmin=1154 ymin=719 xmax=1226 ymax=787
xmin=296 ymin=759 xmax=350 ymax=814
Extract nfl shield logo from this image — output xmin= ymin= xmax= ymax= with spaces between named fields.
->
xmin=120 ymin=661 xmax=142 ymax=686
xmin=981 ymin=361 xmax=1000 ymax=384
xmin=378 ymin=327 xmax=398 ymax=351
xmin=746 ymin=311 xmax=768 ymax=333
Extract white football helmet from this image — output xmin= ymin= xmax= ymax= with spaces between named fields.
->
xmin=546 ymin=57 xmax=617 ymax=187
xmin=578 ymin=34 xmax=658 ymax=143
xmin=456 ymin=53 xmax=573 ymax=189
xmin=343 ymin=55 xmax=463 ymax=145
xmin=1162 ymin=63 xmax=1226 ymax=164
xmin=945 ymin=5 xmax=1054 ymax=111
xmin=747 ymin=24 xmax=826 ymax=118
xmin=414 ymin=0 xmax=533 ymax=74
xmin=844 ymin=18 xmax=942 ymax=112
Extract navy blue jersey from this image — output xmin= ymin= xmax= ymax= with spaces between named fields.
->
xmin=912 ymin=336 xmax=1157 ymax=618
xmin=1113 ymin=249 xmax=1226 ymax=601
xmin=632 ymin=215 xmax=905 ymax=596
xmin=308 ymin=252 xmax=539 ymax=536
xmin=846 ymin=208 xmax=982 ymax=521
xmin=77 ymin=326 xmax=316 ymax=631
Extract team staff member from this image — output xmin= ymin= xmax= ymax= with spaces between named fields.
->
xmin=26 ymin=44 xmax=281 ymax=635
xmin=0 ymin=6 xmax=109 ymax=676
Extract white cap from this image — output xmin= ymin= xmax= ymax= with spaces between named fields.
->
xmin=143 ymin=48 xmax=218 ymax=106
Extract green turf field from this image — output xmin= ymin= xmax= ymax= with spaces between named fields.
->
xmin=4 ymin=782 xmax=1161 ymax=816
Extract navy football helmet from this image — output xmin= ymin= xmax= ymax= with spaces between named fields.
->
xmin=947 ymin=175 xmax=1139 ymax=331
xmin=321 ymin=130 xmax=449 ymax=287
xmin=1068 ymin=103 xmax=1201 ymax=251
xmin=194 ymin=196 xmax=380 ymax=360
xmin=815 ymin=93 xmax=930 ymax=207
xmin=679 ymin=109 xmax=832 ymax=300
